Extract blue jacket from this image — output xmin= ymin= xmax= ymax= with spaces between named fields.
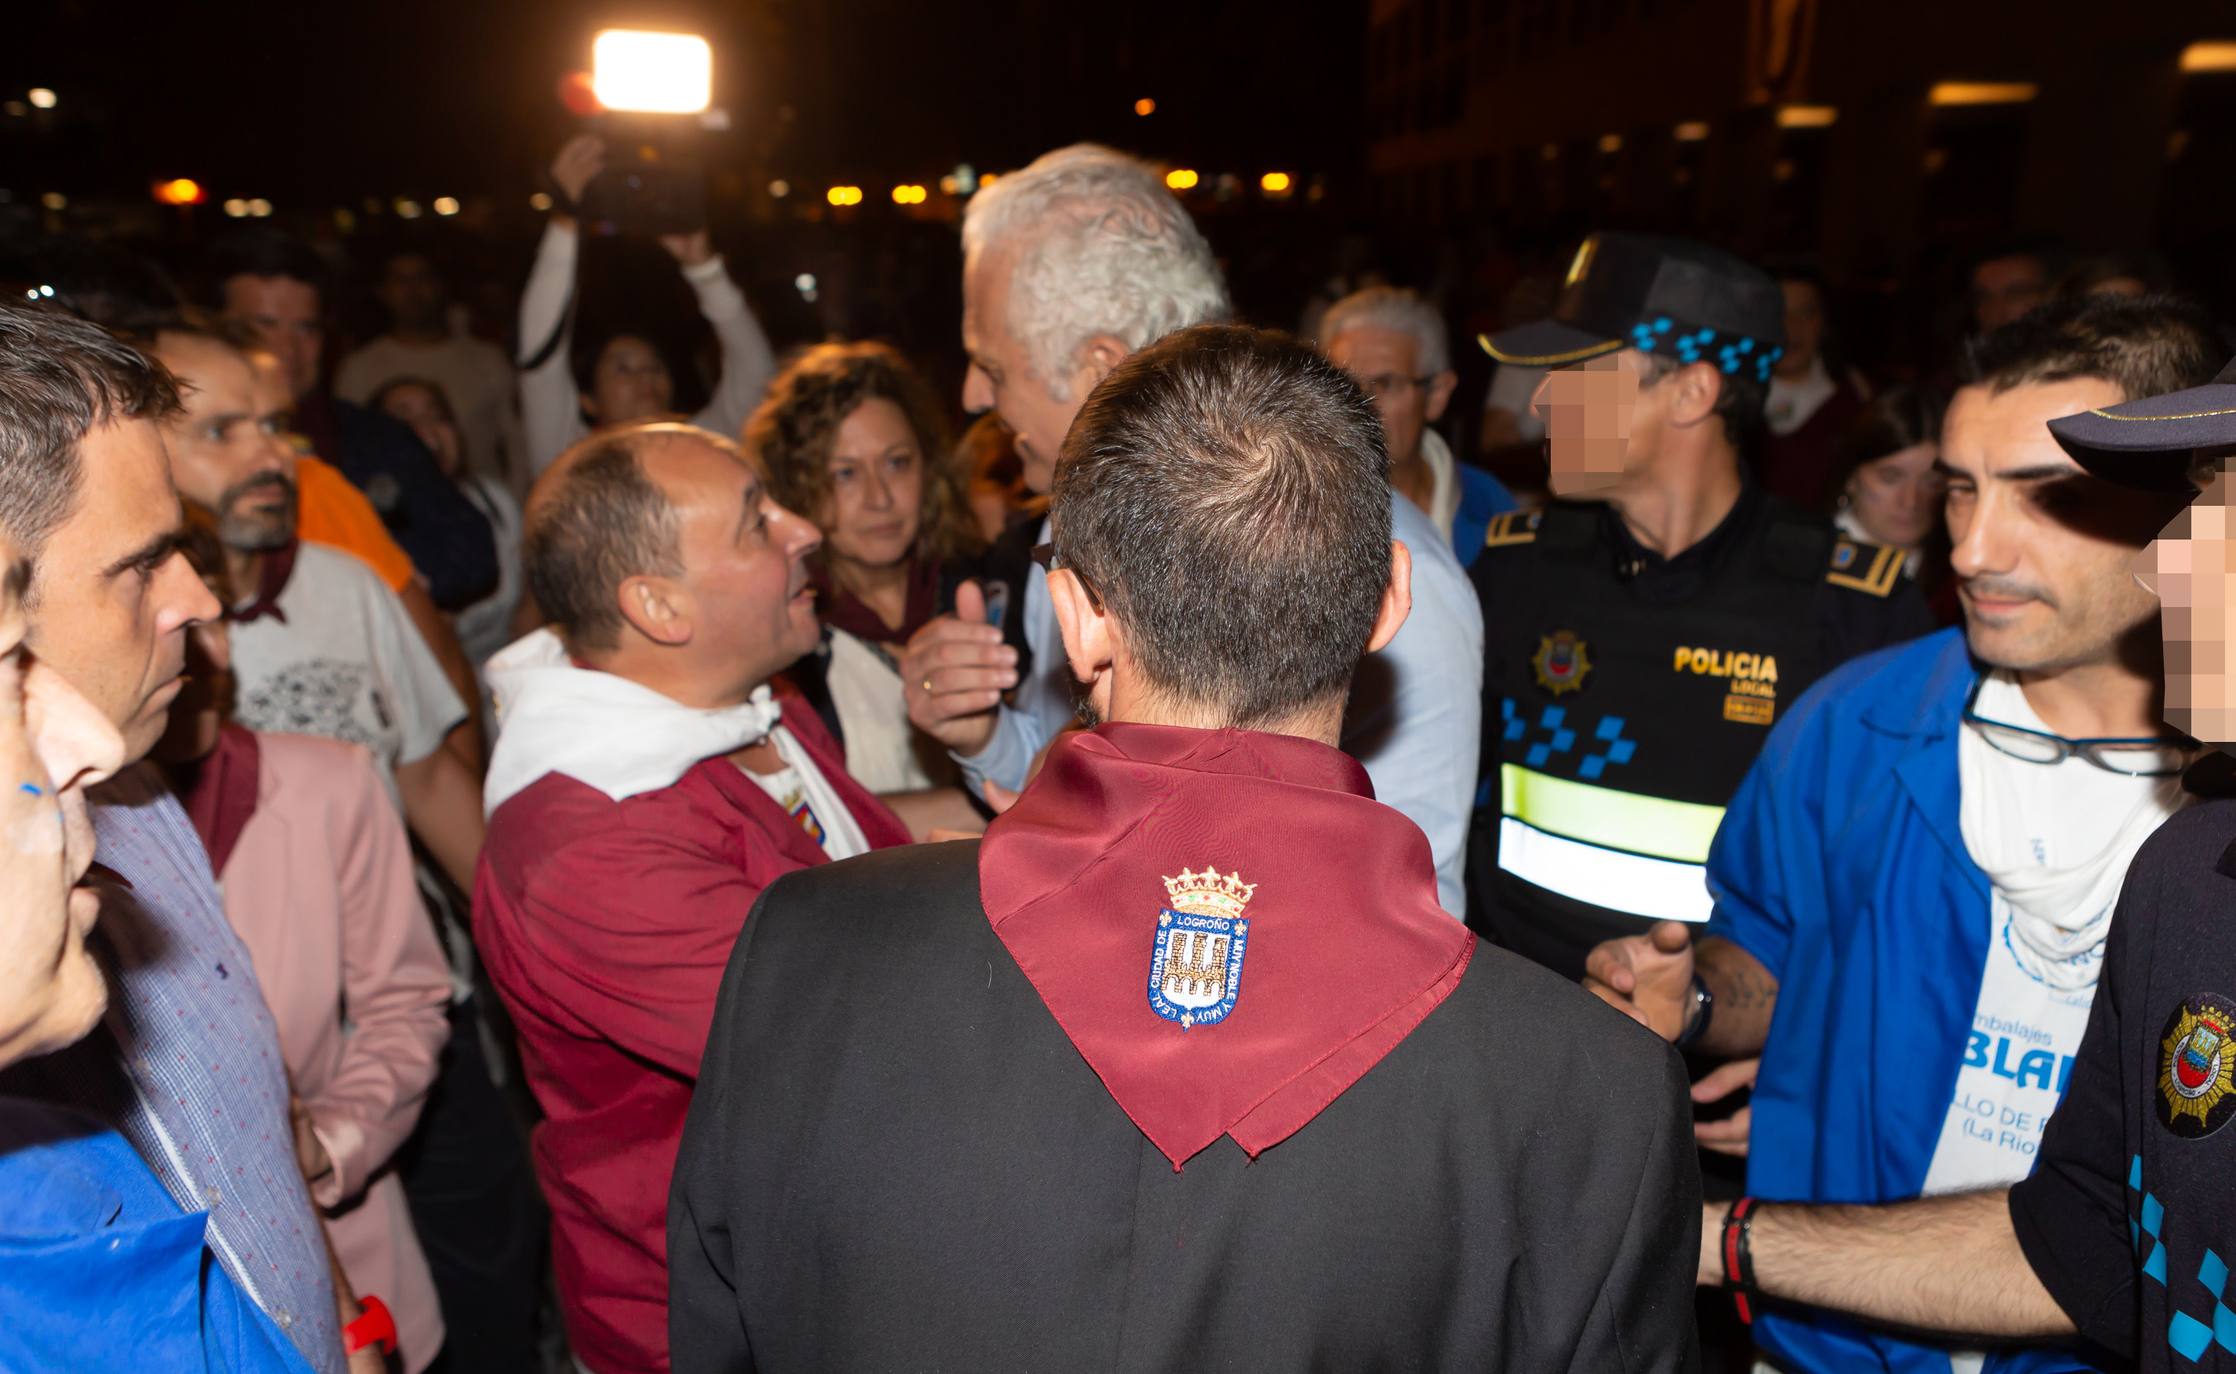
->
xmin=1707 ymin=628 xmax=2095 ymax=1373
xmin=1451 ymin=463 xmax=1517 ymax=571
xmin=0 ymin=1099 xmax=313 ymax=1374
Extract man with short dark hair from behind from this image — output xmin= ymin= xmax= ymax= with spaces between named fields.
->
xmin=0 ymin=302 xmax=359 ymax=1372
xmin=474 ymin=422 xmax=911 ymax=1374
xmin=670 ymin=324 xmax=1697 ymax=1373
xmin=211 ymin=227 xmax=497 ymax=610
xmin=1588 ymin=293 xmax=2227 ymax=1372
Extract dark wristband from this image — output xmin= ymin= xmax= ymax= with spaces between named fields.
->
xmin=1721 ymin=1196 xmax=1760 ymax=1323
xmin=1673 ymin=971 xmax=1714 ymax=1049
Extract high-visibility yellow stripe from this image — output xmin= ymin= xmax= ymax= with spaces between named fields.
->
xmin=1498 ymin=819 xmax=1714 ymax=922
xmin=1499 ymin=764 xmax=1726 ymax=864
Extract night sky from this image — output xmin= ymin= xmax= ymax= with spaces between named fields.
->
xmin=5 ymin=0 xmax=1367 ymax=206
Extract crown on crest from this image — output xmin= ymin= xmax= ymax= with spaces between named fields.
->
xmin=1162 ymin=867 xmax=1258 ymax=919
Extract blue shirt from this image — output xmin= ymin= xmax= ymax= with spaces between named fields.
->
xmin=0 ymin=766 xmax=343 ymax=1374
xmin=957 ymin=494 xmax=1483 ymax=916
xmin=1708 ymin=628 xmax=2094 ymax=1373
xmin=0 ymin=1099 xmax=313 ymax=1374
xmin=1449 ymin=462 xmax=1518 ymax=571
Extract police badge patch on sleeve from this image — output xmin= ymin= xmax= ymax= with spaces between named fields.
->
xmin=2159 ymin=994 xmax=2236 ymax=1138
xmin=1147 ymin=867 xmax=1255 ymax=1030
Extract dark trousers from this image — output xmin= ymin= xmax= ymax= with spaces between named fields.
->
xmin=397 ymin=996 xmax=548 ymax=1374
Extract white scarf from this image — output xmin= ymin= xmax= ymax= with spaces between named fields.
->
xmin=1957 ymin=674 xmax=2183 ymax=990
xmin=481 ymin=628 xmax=783 ymax=816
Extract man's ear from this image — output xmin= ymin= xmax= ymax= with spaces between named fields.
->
xmin=578 ymin=390 xmax=601 ymax=423
xmin=1047 ymin=567 xmax=1114 ymax=689
xmin=1366 ymin=540 xmax=1414 ymax=655
xmin=1424 ymin=369 xmax=1459 ymax=424
xmin=1070 ymin=333 xmax=1133 ymax=401
xmin=616 ymin=573 xmax=691 ymax=647
xmin=1666 ymin=361 xmax=1723 ymax=429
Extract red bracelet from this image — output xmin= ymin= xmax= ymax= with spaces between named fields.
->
xmin=1720 ymin=1196 xmax=1761 ymax=1323
xmin=344 ymin=1295 xmax=397 ymax=1356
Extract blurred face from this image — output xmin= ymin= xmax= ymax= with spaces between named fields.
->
xmin=962 ymin=245 xmax=1079 ymax=496
xmin=1844 ymin=441 xmax=1943 ymax=550
xmin=1777 ymin=280 xmax=1824 ymax=379
xmin=821 ymin=397 xmax=925 ymax=572
xmin=23 ymin=418 xmax=222 ymax=761
xmin=152 ymin=579 xmax=232 ymax=767
xmin=1531 ymin=349 xmax=1668 ymax=497
xmin=377 ymin=382 xmax=463 ymax=477
xmin=1326 ymin=324 xmax=1452 ymax=468
xmin=2137 ymin=472 xmax=2236 ymax=745
xmin=585 ymin=336 xmax=674 ymax=428
xmin=0 ymin=562 xmax=128 ymax=1066
xmin=1971 ymin=255 xmax=2048 ymax=335
xmin=379 ymin=254 xmax=446 ymax=335
xmin=221 ymin=274 xmax=323 ymax=401
xmin=155 ymin=335 xmax=298 ymax=554
xmin=1941 ymin=378 xmax=2170 ymax=674
xmin=640 ymin=435 xmax=826 ymax=696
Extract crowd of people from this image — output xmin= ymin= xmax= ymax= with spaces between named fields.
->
xmin=1 ymin=133 xmax=2233 ymax=1374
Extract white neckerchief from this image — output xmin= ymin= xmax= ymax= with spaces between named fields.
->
xmin=481 ymin=628 xmax=783 ymax=816
xmin=1956 ymin=672 xmax=2183 ymax=989
xmin=1415 ymin=428 xmax=1461 ymax=542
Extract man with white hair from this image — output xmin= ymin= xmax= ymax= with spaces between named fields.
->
xmin=901 ymin=144 xmax=1484 ymax=914
xmin=1322 ymin=285 xmax=1518 ymax=567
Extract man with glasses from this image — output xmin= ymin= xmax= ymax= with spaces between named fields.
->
xmin=1470 ymin=232 xmax=1931 ymax=979
xmin=1587 ymin=292 xmax=2225 ymax=1373
xmin=1320 ymin=285 xmax=1518 ymax=566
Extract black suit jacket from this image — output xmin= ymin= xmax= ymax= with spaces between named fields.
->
xmin=670 ymin=841 xmax=1700 ymax=1373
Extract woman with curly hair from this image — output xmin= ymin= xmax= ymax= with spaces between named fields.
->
xmin=745 ymin=342 xmax=995 ymax=805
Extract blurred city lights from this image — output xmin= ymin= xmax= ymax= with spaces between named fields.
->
xmin=2180 ymin=41 xmax=2236 ymax=72
xmin=433 ymin=196 xmax=461 ymax=216
xmin=1775 ymin=104 xmax=1838 ymax=128
xmin=1927 ymin=82 xmax=2038 ymax=106
xmin=223 ymin=198 xmax=250 ymax=218
xmin=1259 ymin=171 xmax=1293 ymax=194
xmin=26 ymin=88 xmax=56 ymax=110
xmin=1134 ymin=97 xmax=1156 ymax=117
xmin=979 ymin=172 xmax=1001 ymax=187
xmin=1673 ymin=121 xmax=1711 ymax=142
xmin=247 ymin=198 xmax=273 ymax=217
xmin=395 ymin=198 xmax=424 ymax=219
xmin=1165 ymin=168 xmax=1200 ymax=191
xmin=2 ymin=102 xmax=25 ymax=118
xmin=529 ymin=191 xmax=554 ymax=211
xmin=1597 ymin=133 xmax=1623 ymax=153
xmin=590 ymin=30 xmax=712 ymax=114
xmin=1540 ymin=142 xmax=1560 ymax=160
xmin=891 ymin=183 xmax=928 ymax=205
xmin=826 ymin=185 xmax=863 ymax=207
xmin=768 ymin=179 xmax=790 ymax=198
xmin=22 ymin=284 xmax=54 ymax=301
xmin=39 ymin=192 xmax=66 ymax=211
xmin=152 ymin=178 xmax=206 ymax=206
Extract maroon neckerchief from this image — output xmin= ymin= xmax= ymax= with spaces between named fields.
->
xmin=174 ymin=724 xmax=263 ymax=878
xmin=227 ymin=540 xmax=299 ymax=626
xmin=979 ymin=723 xmax=1473 ymax=1170
xmin=810 ymin=556 xmax=939 ymax=646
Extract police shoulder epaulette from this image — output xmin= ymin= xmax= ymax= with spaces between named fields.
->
xmin=1824 ymin=536 xmax=1905 ymax=598
xmin=1481 ymin=509 xmax=1544 ymax=550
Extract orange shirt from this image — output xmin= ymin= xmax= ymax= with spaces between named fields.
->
xmin=295 ymin=454 xmax=417 ymax=593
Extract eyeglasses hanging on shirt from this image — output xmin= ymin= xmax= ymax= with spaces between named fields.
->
xmin=1962 ymin=675 xmax=2194 ymax=777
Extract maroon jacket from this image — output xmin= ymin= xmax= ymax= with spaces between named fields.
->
xmin=473 ymin=694 xmax=909 ymax=1374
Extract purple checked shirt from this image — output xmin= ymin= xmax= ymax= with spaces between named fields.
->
xmin=0 ymin=764 xmax=343 ymax=1373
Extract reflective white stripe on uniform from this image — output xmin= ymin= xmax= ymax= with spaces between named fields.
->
xmin=1497 ymin=817 xmax=1715 ymax=923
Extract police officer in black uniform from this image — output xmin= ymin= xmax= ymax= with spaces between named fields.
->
xmin=1470 ymin=232 xmax=1934 ymax=979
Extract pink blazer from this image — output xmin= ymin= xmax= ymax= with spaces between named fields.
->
xmin=220 ymin=732 xmax=452 ymax=1372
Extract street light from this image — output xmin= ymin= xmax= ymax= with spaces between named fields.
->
xmin=590 ymin=30 xmax=712 ymax=114
xmin=2180 ymin=41 xmax=2236 ymax=73
xmin=1134 ymin=97 xmax=1156 ymax=117
xmin=247 ymin=198 xmax=273 ymax=218
xmin=1927 ymin=82 xmax=2037 ymax=107
xmin=152 ymin=178 xmax=207 ymax=207
xmin=1165 ymin=168 xmax=1199 ymax=191
xmin=433 ymin=196 xmax=461 ymax=216
xmin=1260 ymin=171 xmax=1293 ymax=195
xmin=26 ymin=88 xmax=56 ymax=110
xmin=1775 ymin=104 xmax=1838 ymax=128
